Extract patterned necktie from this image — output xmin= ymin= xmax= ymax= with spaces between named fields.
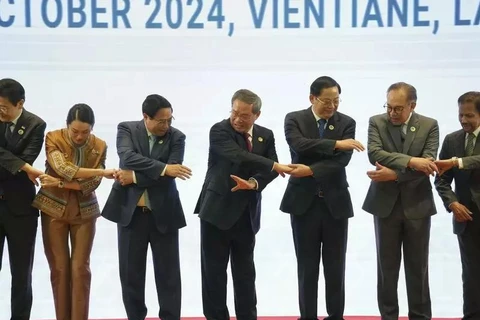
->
xmin=4 ymin=122 xmax=13 ymax=140
xmin=318 ymin=119 xmax=327 ymax=138
xmin=244 ymin=132 xmax=252 ymax=152
xmin=466 ymin=133 xmax=476 ymax=156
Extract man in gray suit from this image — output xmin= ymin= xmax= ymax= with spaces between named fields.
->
xmin=434 ymin=91 xmax=480 ymax=319
xmin=362 ymin=82 xmax=439 ymax=320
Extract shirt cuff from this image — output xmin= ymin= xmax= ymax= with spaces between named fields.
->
xmin=132 ymin=171 xmax=137 ymax=184
xmin=458 ymin=158 xmax=464 ymax=169
xmin=160 ymin=165 xmax=168 ymax=177
xmin=249 ymin=178 xmax=259 ymax=190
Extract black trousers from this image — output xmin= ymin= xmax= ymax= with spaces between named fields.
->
xmin=201 ymin=210 xmax=256 ymax=320
xmin=291 ymin=197 xmax=348 ymax=320
xmin=374 ymin=198 xmax=431 ymax=320
xmin=0 ymin=200 xmax=38 ymax=320
xmin=458 ymin=206 xmax=480 ymax=320
xmin=118 ymin=207 xmax=181 ymax=320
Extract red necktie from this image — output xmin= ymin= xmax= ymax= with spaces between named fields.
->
xmin=244 ymin=133 xmax=252 ymax=152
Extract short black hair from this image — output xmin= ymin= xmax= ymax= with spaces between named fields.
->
xmin=310 ymin=76 xmax=342 ymax=96
xmin=458 ymin=91 xmax=480 ymax=114
xmin=66 ymin=103 xmax=95 ymax=126
xmin=0 ymin=78 xmax=25 ymax=105
xmin=142 ymin=94 xmax=172 ymax=118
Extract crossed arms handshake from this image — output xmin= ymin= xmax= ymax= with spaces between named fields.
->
xmin=21 ymin=163 xmax=193 ymax=188
xmin=231 ymin=138 xmax=366 ymax=192
xmin=113 ymin=164 xmax=193 ymax=186
xmin=366 ymin=157 xmax=455 ymax=182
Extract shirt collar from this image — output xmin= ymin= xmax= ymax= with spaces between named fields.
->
xmin=246 ymin=125 xmax=253 ymax=137
xmin=311 ymin=106 xmax=329 ymax=122
xmin=471 ymin=126 xmax=480 ymax=138
xmin=143 ymin=120 xmax=155 ymax=138
xmin=11 ymin=109 xmax=23 ymax=126
xmin=403 ymin=112 xmax=413 ymax=126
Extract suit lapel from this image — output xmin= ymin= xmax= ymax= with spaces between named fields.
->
xmin=473 ymin=133 xmax=480 ymax=156
xmin=322 ymin=112 xmax=338 ymax=139
xmin=303 ymin=108 xmax=320 ymax=139
xmin=455 ymin=131 xmax=466 ymax=158
xmin=150 ymin=133 xmax=165 ymax=159
xmin=0 ymin=122 xmax=8 ymax=146
xmin=136 ymin=121 xmax=150 ymax=156
xmin=251 ymin=125 xmax=264 ymax=154
xmin=402 ymin=113 xmax=419 ymax=154
xmin=387 ymin=122 xmax=403 ymax=152
xmin=227 ymin=120 xmax=248 ymax=151
xmin=7 ymin=111 xmax=27 ymax=148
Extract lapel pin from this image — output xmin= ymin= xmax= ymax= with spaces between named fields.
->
xmin=410 ymin=126 xmax=416 ymax=132
xmin=17 ymin=129 xmax=24 ymax=135
xmin=258 ymin=137 xmax=263 ymax=142
xmin=328 ymin=125 xmax=334 ymax=130
xmin=159 ymin=140 xmax=163 ymax=144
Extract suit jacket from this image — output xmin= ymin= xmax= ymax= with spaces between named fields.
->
xmin=279 ymin=108 xmax=355 ymax=219
xmin=434 ymin=129 xmax=480 ymax=234
xmin=0 ymin=109 xmax=46 ymax=215
xmin=461 ymin=154 xmax=480 ymax=170
xmin=194 ymin=119 xmax=279 ymax=234
xmin=33 ymin=129 xmax=107 ymax=220
xmin=101 ymin=121 xmax=186 ymax=233
xmin=362 ymin=112 xmax=439 ymax=219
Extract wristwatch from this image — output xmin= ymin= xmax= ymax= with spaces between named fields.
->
xmin=248 ymin=178 xmax=258 ymax=190
xmin=451 ymin=157 xmax=459 ymax=167
xmin=58 ymin=180 xmax=65 ymax=188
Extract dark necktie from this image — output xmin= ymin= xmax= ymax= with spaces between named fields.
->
xmin=4 ymin=122 xmax=13 ymax=140
xmin=244 ymin=133 xmax=252 ymax=152
xmin=318 ymin=119 xmax=327 ymax=138
xmin=466 ymin=133 xmax=475 ymax=156
xmin=400 ymin=124 xmax=406 ymax=143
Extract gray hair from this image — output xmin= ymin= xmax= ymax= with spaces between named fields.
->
xmin=387 ymin=82 xmax=417 ymax=102
xmin=231 ymin=89 xmax=262 ymax=114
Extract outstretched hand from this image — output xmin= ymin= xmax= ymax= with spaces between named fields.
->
xmin=230 ymin=175 xmax=256 ymax=192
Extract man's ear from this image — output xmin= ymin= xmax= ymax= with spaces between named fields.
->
xmin=16 ymin=99 xmax=25 ymax=109
xmin=254 ymin=110 xmax=261 ymax=121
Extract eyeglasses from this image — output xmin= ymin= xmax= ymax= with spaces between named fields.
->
xmin=316 ymin=97 xmax=341 ymax=107
xmin=230 ymin=110 xmax=254 ymax=122
xmin=150 ymin=116 xmax=174 ymax=126
xmin=384 ymin=103 xmax=407 ymax=114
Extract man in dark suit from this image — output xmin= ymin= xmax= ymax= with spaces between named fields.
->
xmin=434 ymin=91 xmax=480 ymax=320
xmin=102 ymin=94 xmax=192 ymax=320
xmin=362 ymin=82 xmax=439 ymax=320
xmin=0 ymin=78 xmax=47 ymax=320
xmin=194 ymin=89 xmax=291 ymax=320
xmin=279 ymin=76 xmax=364 ymax=320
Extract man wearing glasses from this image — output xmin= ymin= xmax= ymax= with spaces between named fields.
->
xmin=194 ymin=89 xmax=291 ymax=320
xmin=363 ymin=82 xmax=439 ymax=320
xmin=279 ymin=76 xmax=364 ymax=320
xmin=102 ymin=94 xmax=192 ymax=320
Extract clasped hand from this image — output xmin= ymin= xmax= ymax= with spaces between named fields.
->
xmin=366 ymin=162 xmax=398 ymax=182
